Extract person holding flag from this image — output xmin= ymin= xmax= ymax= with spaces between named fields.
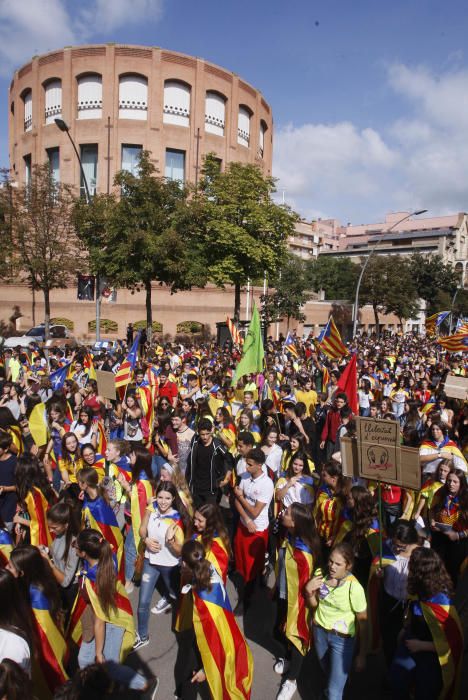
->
xmin=114 ymin=333 xmax=141 ymax=394
xmin=231 ymin=305 xmax=265 ymax=387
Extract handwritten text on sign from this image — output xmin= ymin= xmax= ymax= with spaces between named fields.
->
xmin=357 ymin=417 xmax=400 ymax=482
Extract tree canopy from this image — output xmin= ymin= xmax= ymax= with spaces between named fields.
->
xmin=261 ymin=254 xmax=310 ymax=327
xmin=305 ymin=256 xmax=360 ymax=300
xmin=407 ymin=253 xmax=459 ymax=314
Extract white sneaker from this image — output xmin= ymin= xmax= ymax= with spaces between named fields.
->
xmin=132 ymin=634 xmax=149 ymax=651
xmin=125 ymin=580 xmax=134 ymax=594
xmin=151 ymin=596 xmax=171 ymax=614
xmin=274 ymin=658 xmax=290 ymax=675
xmin=276 ymin=678 xmax=297 ymax=700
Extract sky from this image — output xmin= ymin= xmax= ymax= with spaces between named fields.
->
xmin=1 ymin=0 xmax=468 ymax=224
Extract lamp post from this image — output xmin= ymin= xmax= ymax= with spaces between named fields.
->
xmin=55 ymin=118 xmax=100 ymax=341
xmin=352 ymin=209 xmax=428 ymax=337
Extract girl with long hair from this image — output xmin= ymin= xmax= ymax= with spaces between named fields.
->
xmin=261 ymin=425 xmax=283 ymax=480
xmin=69 ymin=528 xmax=144 ymax=691
xmin=116 ymin=444 xmax=154 ymax=592
xmin=45 ymin=501 xmax=81 ymax=617
xmin=13 ymin=455 xmax=53 ymax=548
xmin=412 ymin=459 xmax=451 ymax=523
xmin=340 ymin=485 xmax=380 ymax=586
xmin=43 ymin=402 xmax=71 ymax=491
xmin=275 ymin=451 xmax=316 ymax=510
xmin=122 ymin=393 xmax=144 ymax=445
xmin=305 ymin=542 xmax=367 ymax=700
xmin=280 ymin=433 xmax=308 ymax=474
xmin=237 ymin=408 xmax=261 ymax=443
xmin=0 ymin=406 xmax=23 ymax=455
xmin=58 ymin=432 xmax=84 ymax=487
xmin=178 ymin=540 xmax=253 ymax=700
xmin=77 ymin=467 xmax=124 ymax=581
xmin=390 ymin=548 xmax=463 ymax=700
xmin=0 ymin=568 xmax=33 ymax=675
xmin=429 ymin=467 xmax=468 ymax=584
xmin=62 ymin=379 xmax=82 ymax=417
xmin=274 ymin=504 xmax=321 ymax=700
xmin=419 ymin=422 xmax=467 ymax=477
xmin=214 ymin=406 xmax=237 ymax=455
xmin=313 ymin=460 xmax=346 ymax=548
xmin=190 ymin=503 xmax=231 ymax=583
xmin=8 ymin=545 xmax=68 ymax=694
xmin=70 ymin=406 xmax=99 ymax=448
xmin=134 ymin=481 xmax=185 ymax=649
xmin=0 ymin=659 xmax=33 ymax=700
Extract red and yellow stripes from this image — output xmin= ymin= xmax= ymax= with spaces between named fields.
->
xmin=25 ymin=487 xmax=52 ymax=548
xmin=285 ymin=537 xmax=314 ymax=655
xmin=130 ymin=477 xmax=153 ymax=551
xmin=193 ymin=576 xmax=253 ymax=699
xmin=30 ymin=585 xmax=68 ymax=692
xmin=0 ymin=528 xmax=13 ymax=565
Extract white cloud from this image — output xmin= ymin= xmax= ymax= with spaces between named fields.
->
xmin=274 ymin=62 xmax=468 ymax=222
xmin=0 ymin=0 xmax=164 ymax=75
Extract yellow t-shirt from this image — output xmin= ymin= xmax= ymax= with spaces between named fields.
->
xmin=295 ymin=389 xmax=318 ymax=414
xmin=314 ymin=573 xmax=366 ymax=637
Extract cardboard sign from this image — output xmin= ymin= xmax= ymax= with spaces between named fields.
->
xmin=443 ymin=374 xmax=468 ymax=401
xmin=96 ymin=369 xmax=116 ymax=401
xmin=340 ymin=436 xmax=360 ymax=479
xmin=357 ymin=417 xmax=400 ymax=483
xmin=399 ymin=447 xmax=422 ymax=491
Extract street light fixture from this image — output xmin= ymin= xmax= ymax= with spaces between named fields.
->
xmin=352 ymin=209 xmax=428 ymax=337
xmin=55 ymin=118 xmax=100 ymax=340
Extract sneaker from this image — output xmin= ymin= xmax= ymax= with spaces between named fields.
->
xmin=132 ymin=634 xmax=150 ymax=651
xmin=276 ymin=679 xmax=297 ymax=700
xmin=145 ymin=676 xmax=159 ymax=700
xmin=125 ymin=580 xmax=135 ymax=594
xmin=274 ymin=658 xmax=290 ymax=675
xmin=151 ymin=597 xmax=171 ymax=615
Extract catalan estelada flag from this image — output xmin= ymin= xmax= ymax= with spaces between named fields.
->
xmin=115 ymin=332 xmax=141 ymax=389
xmin=90 ymin=452 xmax=106 ymax=481
xmin=136 ymin=384 xmax=154 ymax=433
xmin=83 ymin=353 xmax=97 ymax=381
xmin=419 ymin=594 xmax=464 ymax=700
xmin=283 ymin=331 xmax=299 ymax=358
xmin=30 ymin=584 xmax=68 ymax=692
xmin=322 ymin=365 xmax=330 ymax=389
xmin=94 ymin=419 xmax=107 ymax=455
xmin=426 ymin=311 xmax=450 ymax=336
xmin=284 ymin=536 xmax=315 ymax=656
xmin=81 ymin=494 xmax=124 ymax=581
xmin=0 ymin=528 xmax=13 ymax=565
xmin=130 ymin=475 xmax=153 ymax=552
xmin=25 ymin=487 xmax=52 ymax=548
xmin=192 ymin=568 xmax=253 ymax=699
xmin=317 ymin=317 xmax=347 ymax=360
xmin=69 ymin=560 xmax=135 ymax=662
xmin=437 ymin=332 xmax=468 ymax=353
xmin=108 ymin=455 xmax=132 ymax=483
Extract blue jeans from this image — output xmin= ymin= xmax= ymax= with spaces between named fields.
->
xmin=137 ymin=558 xmax=179 ymax=639
xmin=105 ymin=661 xmax=147 ymax=691
xmin=124 ymin=526 xmax=137 ymax=582
xmin=392 ymin=402 xmax=405 ymax=418
xmin=390 ymin=643 xmax=442 ymax=700
xmin=313 ymin=624 xmax=356 ymax=700
xmin=52 ymin=466 xmax=62 ymax=492
xmin=359 ymin=407 xmax=370 ymax=417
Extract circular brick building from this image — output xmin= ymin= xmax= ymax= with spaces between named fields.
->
xmin=9 ymin=44 xmax=273 ymax=193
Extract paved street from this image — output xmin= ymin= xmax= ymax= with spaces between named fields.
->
xmin=126 ymin=568 xmax=468 ymax=699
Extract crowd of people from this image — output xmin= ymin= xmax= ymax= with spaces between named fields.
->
xmin=0 ymin=329 xmax=466 ymax=700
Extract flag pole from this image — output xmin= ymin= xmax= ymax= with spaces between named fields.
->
xmin=377 ymin=477 xmax=383 ymax=569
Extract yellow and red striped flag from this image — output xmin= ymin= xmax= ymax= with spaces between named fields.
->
xmin=226 ymin=317 xmax=243 ymax=345
xmin=317 ymin=317 xmax=347 ymax=360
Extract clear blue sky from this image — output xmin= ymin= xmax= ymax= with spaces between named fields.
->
xmin=1 ymin=0 xmax=468 ymax=222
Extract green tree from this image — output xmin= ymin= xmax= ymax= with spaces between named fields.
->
xmin=190 ymin=154 xmax=298 ymax=322
xmin=261 ymin=254 xmax=310 ymax=328
xmin=75 ymin=151 xmax=205 ymax=342
xmin=408 ymin=253 xmax=459 ymax=314
xmin=1 ymin=164 xmax=86 ymax=338
xmin=359 ymin=255 xmax=419 ymax=334
xmin=306 ymin=256 xmax=360 ymax=300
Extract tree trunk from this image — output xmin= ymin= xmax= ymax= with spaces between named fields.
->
xmin=234 ymin=283 xmax=241 ymax=324
xmin=145 ymin=279 xmax=153 ymax=344
xmin=373 ymin=304 xmax=380 ymax=337
xmin=43 ymin=286 xmax=51 ymax=340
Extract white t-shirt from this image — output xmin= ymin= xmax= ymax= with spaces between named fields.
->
xmin=281 ymin=480 xmax=314 ymax=508
xmin=0 ymin=628 xmax=31 ymax=674
xmin=263 ymin=444 xmax=283 ymax=477
xmin=70 ymin=421 xmax=97 ymax=445
xmin=240 ymin=472 xmax=273 ymax=531
xmin=146 ymin=508 xmax=180 ymax=567
xmin=236 ymin=456 xmax=267 ymax=479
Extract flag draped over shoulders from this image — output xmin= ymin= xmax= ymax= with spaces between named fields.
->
xmin=25 ymin=487 xmax=52 ymax=548
xmin=30 ymin=584 xmax=68 ymax=693
xmin=192 ymin=569 xmax=253 ymax=699
xmin=285 ymin=536 xmax=314 ymax=655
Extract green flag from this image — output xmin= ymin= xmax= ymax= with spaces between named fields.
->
xmin=231 ymin=304 xmax=265 ymax=385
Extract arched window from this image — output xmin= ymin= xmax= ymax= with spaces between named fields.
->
xmin=237 ymin=105 xmax=252 ymax=147
xmin=259 ymin=120 xmax=267 ymax=158
xmin=44 ymin=79 xmax=62 ymax=124
xmin=22 ymin=89 xmax=32 ymax=132
xmin=163 ymin=80 xmax=190 ymax=127
xmin=205 ymin=91 xmax=226 ymax=136
xmin=119 ymin=74 xmax=148 ymax=120
xmin=77 ymin=74 xmax=102 ymax=119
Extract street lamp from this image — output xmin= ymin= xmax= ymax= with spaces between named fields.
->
xmin=55 ymin=118 xmax=100 ymax=340
xmin=352 ymin=209 xmax=428 ymax=337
